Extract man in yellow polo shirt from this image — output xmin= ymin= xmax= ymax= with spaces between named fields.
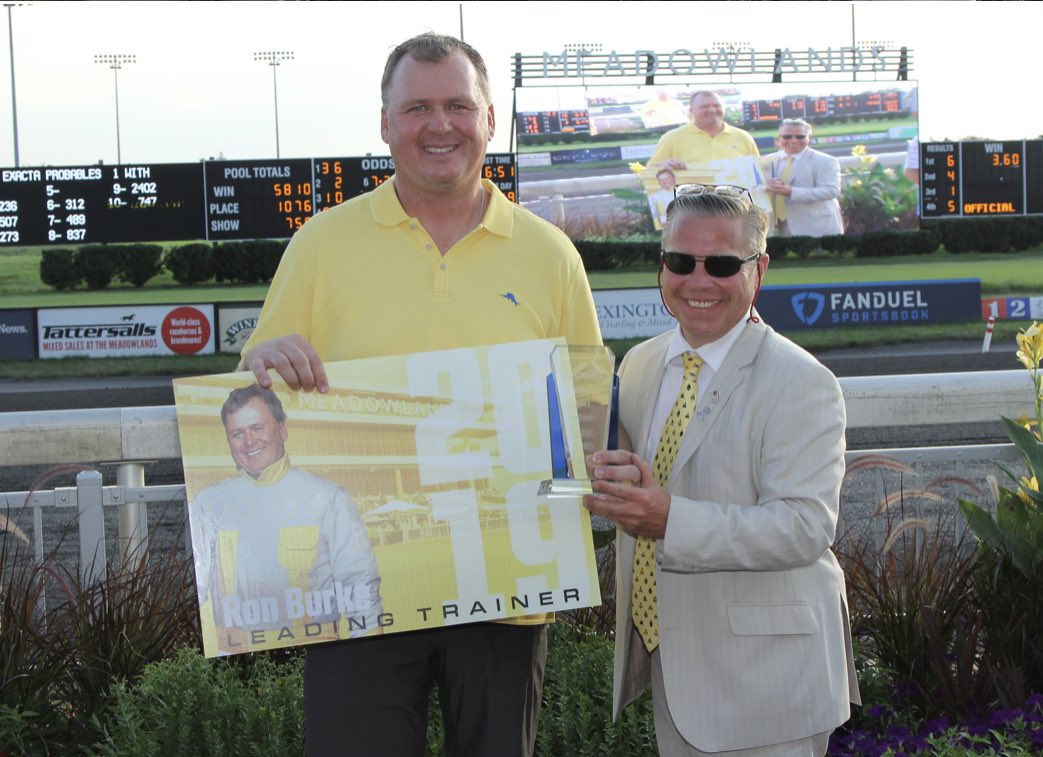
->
xmin=649 ymin=90 xmax=760 ymax=171
xmin=239 ymin=32 xmax=600 ymax=757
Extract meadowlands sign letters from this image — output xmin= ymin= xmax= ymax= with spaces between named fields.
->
xmin=174 ymin=339 xmax=601 ymax=658
xmin=527 ymin=45 xmax=908 ymax=80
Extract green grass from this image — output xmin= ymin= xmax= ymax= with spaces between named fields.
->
xmin=4 ymin=248 xmax=1041 ymax=309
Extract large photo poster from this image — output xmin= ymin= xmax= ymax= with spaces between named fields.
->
xmin=174 ymin=339 xmax=601 ymax=658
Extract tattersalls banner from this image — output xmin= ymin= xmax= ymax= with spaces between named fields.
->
xmin=173 ymin=339 xmax=601 ymax=658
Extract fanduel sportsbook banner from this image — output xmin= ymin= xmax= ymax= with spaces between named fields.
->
xmin=756 ymin=279 xmax=982 ymax=330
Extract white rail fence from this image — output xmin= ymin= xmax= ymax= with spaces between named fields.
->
xmin=0 ymin=370 xmax=1036 ymax=588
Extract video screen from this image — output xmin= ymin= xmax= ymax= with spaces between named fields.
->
xmin=514 ymin=81 xmax=919 ymax=239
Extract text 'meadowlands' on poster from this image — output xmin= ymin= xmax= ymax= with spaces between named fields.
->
xmin=173 ymin=339 xmax=601 ymax=658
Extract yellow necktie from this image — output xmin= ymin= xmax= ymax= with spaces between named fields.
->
xmin=775 ymin=156 xmax=793 ymax=224
xmin=632 ymin=351 xmax=703 ymax=652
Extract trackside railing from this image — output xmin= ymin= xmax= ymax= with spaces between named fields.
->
xmin=0 ymin=370 xmax=1036 ymax=589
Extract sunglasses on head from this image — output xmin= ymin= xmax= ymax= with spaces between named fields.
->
xmin=673 ymin=183 xmax=752 ymax=203
xmin=660 ymin=251 xmax=761 ymax=278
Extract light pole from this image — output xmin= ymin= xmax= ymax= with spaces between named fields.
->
xmin=253 ymin=50 xmax=294 ymax=158
xmin=94 ymin=53 xmax=136 ymax=165
xmin=4 ymin=3 xmax=27 ymax=167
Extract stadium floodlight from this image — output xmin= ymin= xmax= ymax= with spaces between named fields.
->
xmin=254 ymin=50 xmax=295 ymax=158
xmin=94 ymin=53 xmax=137 ymax=165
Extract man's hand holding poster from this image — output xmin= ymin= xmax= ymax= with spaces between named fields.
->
xmin=174 ymin=339 xmax=602 ymax=658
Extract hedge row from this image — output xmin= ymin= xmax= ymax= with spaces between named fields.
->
xmin=573 ymin=216 xmax=1043 ymax=269
xmin=39 ymin=240 xmax=290 ymax=290
xmin=38 ymin=217 xmax=1043 ymax=290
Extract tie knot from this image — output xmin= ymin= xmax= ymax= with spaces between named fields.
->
xmin=682 ymin=351 xmax=703 ymax=376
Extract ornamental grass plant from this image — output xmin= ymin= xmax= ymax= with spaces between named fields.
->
xmin=1 ymin=469 xmax=201 ymax=755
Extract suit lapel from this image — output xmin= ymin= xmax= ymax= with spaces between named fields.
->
xmin=666 ymin=322 xmax=769 ymax=489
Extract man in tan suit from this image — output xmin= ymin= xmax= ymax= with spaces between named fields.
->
xmin=583 ymin=186 xmax=859 ymax=756
xmin=761 ymin=119 xmax=844 ymax=238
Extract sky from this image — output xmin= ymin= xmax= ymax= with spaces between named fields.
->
xmin=2 ymin=0 xmax=1040 ymax=168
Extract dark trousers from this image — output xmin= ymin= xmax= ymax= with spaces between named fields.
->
xmin=304 ymin=622 xmax=548 ymax=757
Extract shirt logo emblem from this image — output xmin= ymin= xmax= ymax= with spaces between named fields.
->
xmin=501 ymin=292 xmax=520 ymax=307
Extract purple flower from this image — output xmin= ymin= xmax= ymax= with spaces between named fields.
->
xmin=988 ymin=708 xmax=1020 ymax=726
xmin=1028 ymin=727 xmax=1043 ymax=748
xmin=922 ymin=717 xmax=950 ymax=735
xmin=866 ymin=704 xmax=889 ymax=720
xmin=886 ymin=723 xmax=912 ymax=740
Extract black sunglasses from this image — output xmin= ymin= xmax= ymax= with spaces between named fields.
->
xmin=660 ymin=251 xmax=761 ymax=278
xmin=780 ymin=134 xmax=808 ymax=140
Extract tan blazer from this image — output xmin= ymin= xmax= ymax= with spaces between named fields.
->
xmin=612 ymin=321 xmax=860 ymax=752
xmin=769 ymin=147 xmax=844 ymax=237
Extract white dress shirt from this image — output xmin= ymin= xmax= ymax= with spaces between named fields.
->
xmin=643 ymin=314 xmax=750 ymax=461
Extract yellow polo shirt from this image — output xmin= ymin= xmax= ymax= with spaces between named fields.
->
xmin=648 ymin=122 xmax=761 ymax=167
xmin=244 ymin=178 xmax=602 ymax=628
xmin=246 ymin=177 xmax=600 ymax=360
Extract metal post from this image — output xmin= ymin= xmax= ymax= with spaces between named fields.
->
xmin=271 ymin=64 xmax=280 ymax=159
xmin=116 ymin=461 xmax=148 ymax=569
xmin=5 ymin=3 xmax=20 ymax=167
xmin=113 ymin=65 xmax=122 ymax=165
xmin=75 ymin=469 xmax=106 ymax=586
xmin=94 ymin=53 xmax=136 ymax=165
xmin=254 ymin=50 xmax=294 ymax=159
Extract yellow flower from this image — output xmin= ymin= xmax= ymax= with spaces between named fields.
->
xmin=628 ymin=161 xmax=645 ymax=174
xmin=1016 ymin=321 xmax=1043 ymax=370
xmin=1017 ymin=475 xmax=1040 ymax=507
xmin=851 ymin=145 xmax=867 ymax=157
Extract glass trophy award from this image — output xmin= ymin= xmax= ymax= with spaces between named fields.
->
xmin=538 ymin=344 xmax=617 ymax=498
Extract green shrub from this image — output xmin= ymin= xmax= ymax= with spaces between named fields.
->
xmin=164 ymin=243 xmax=214 ymax=285
xmin=1008 ymin=217 xmax=1043 ymax=251
xmin=211 ymin=241 xmax=243 ymax=283
xmin=937 ymin=219 xmax=1013 ymax=254
xmin=244 ymin=239 xmax=288 ymax=283
xmin=89 ymin=633 xmax=652 ymax=757
xmin=907 ymin=228 xmax=941 ymax=255
xmin=977 ymin=219 xmax=1012 ymax=253
xmin=766 ymin=235 xmax=827 ymax=260
xmin=211 ymin=239 xmax=287 ymax=284
xmin=574 ymin=240 xmax=657 ymax=271
xmin=113 ymin=244 xmax=165 ymax=287
xmin=819 ymin=234 xmax=856 ymax=255
xmin=854 ymin=230 xmax=939 ymax=258
xmin=840 ymin=153 xmax=918 ymax=235
xmin=90 ymin=649 xmax=305 ymax=756
xmin=39 ymin=247 xmax=82 ymax=290
xmin=535 ymin=630 xmax=655 ymax=756
xmin=75 ymin=245 xmax=118 ymax=290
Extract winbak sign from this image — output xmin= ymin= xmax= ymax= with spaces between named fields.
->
xmin=174 ymin=339 xmax=601 ymax=658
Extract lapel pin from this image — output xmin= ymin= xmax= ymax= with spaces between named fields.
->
xmin=711 ymin=390 xmax=719 ymax=403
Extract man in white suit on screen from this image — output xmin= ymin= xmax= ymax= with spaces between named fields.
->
xmin=583 ymin=185 xmax=859 ymax=756
xmin=762 ymin=118 xmax=844 ymax=238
